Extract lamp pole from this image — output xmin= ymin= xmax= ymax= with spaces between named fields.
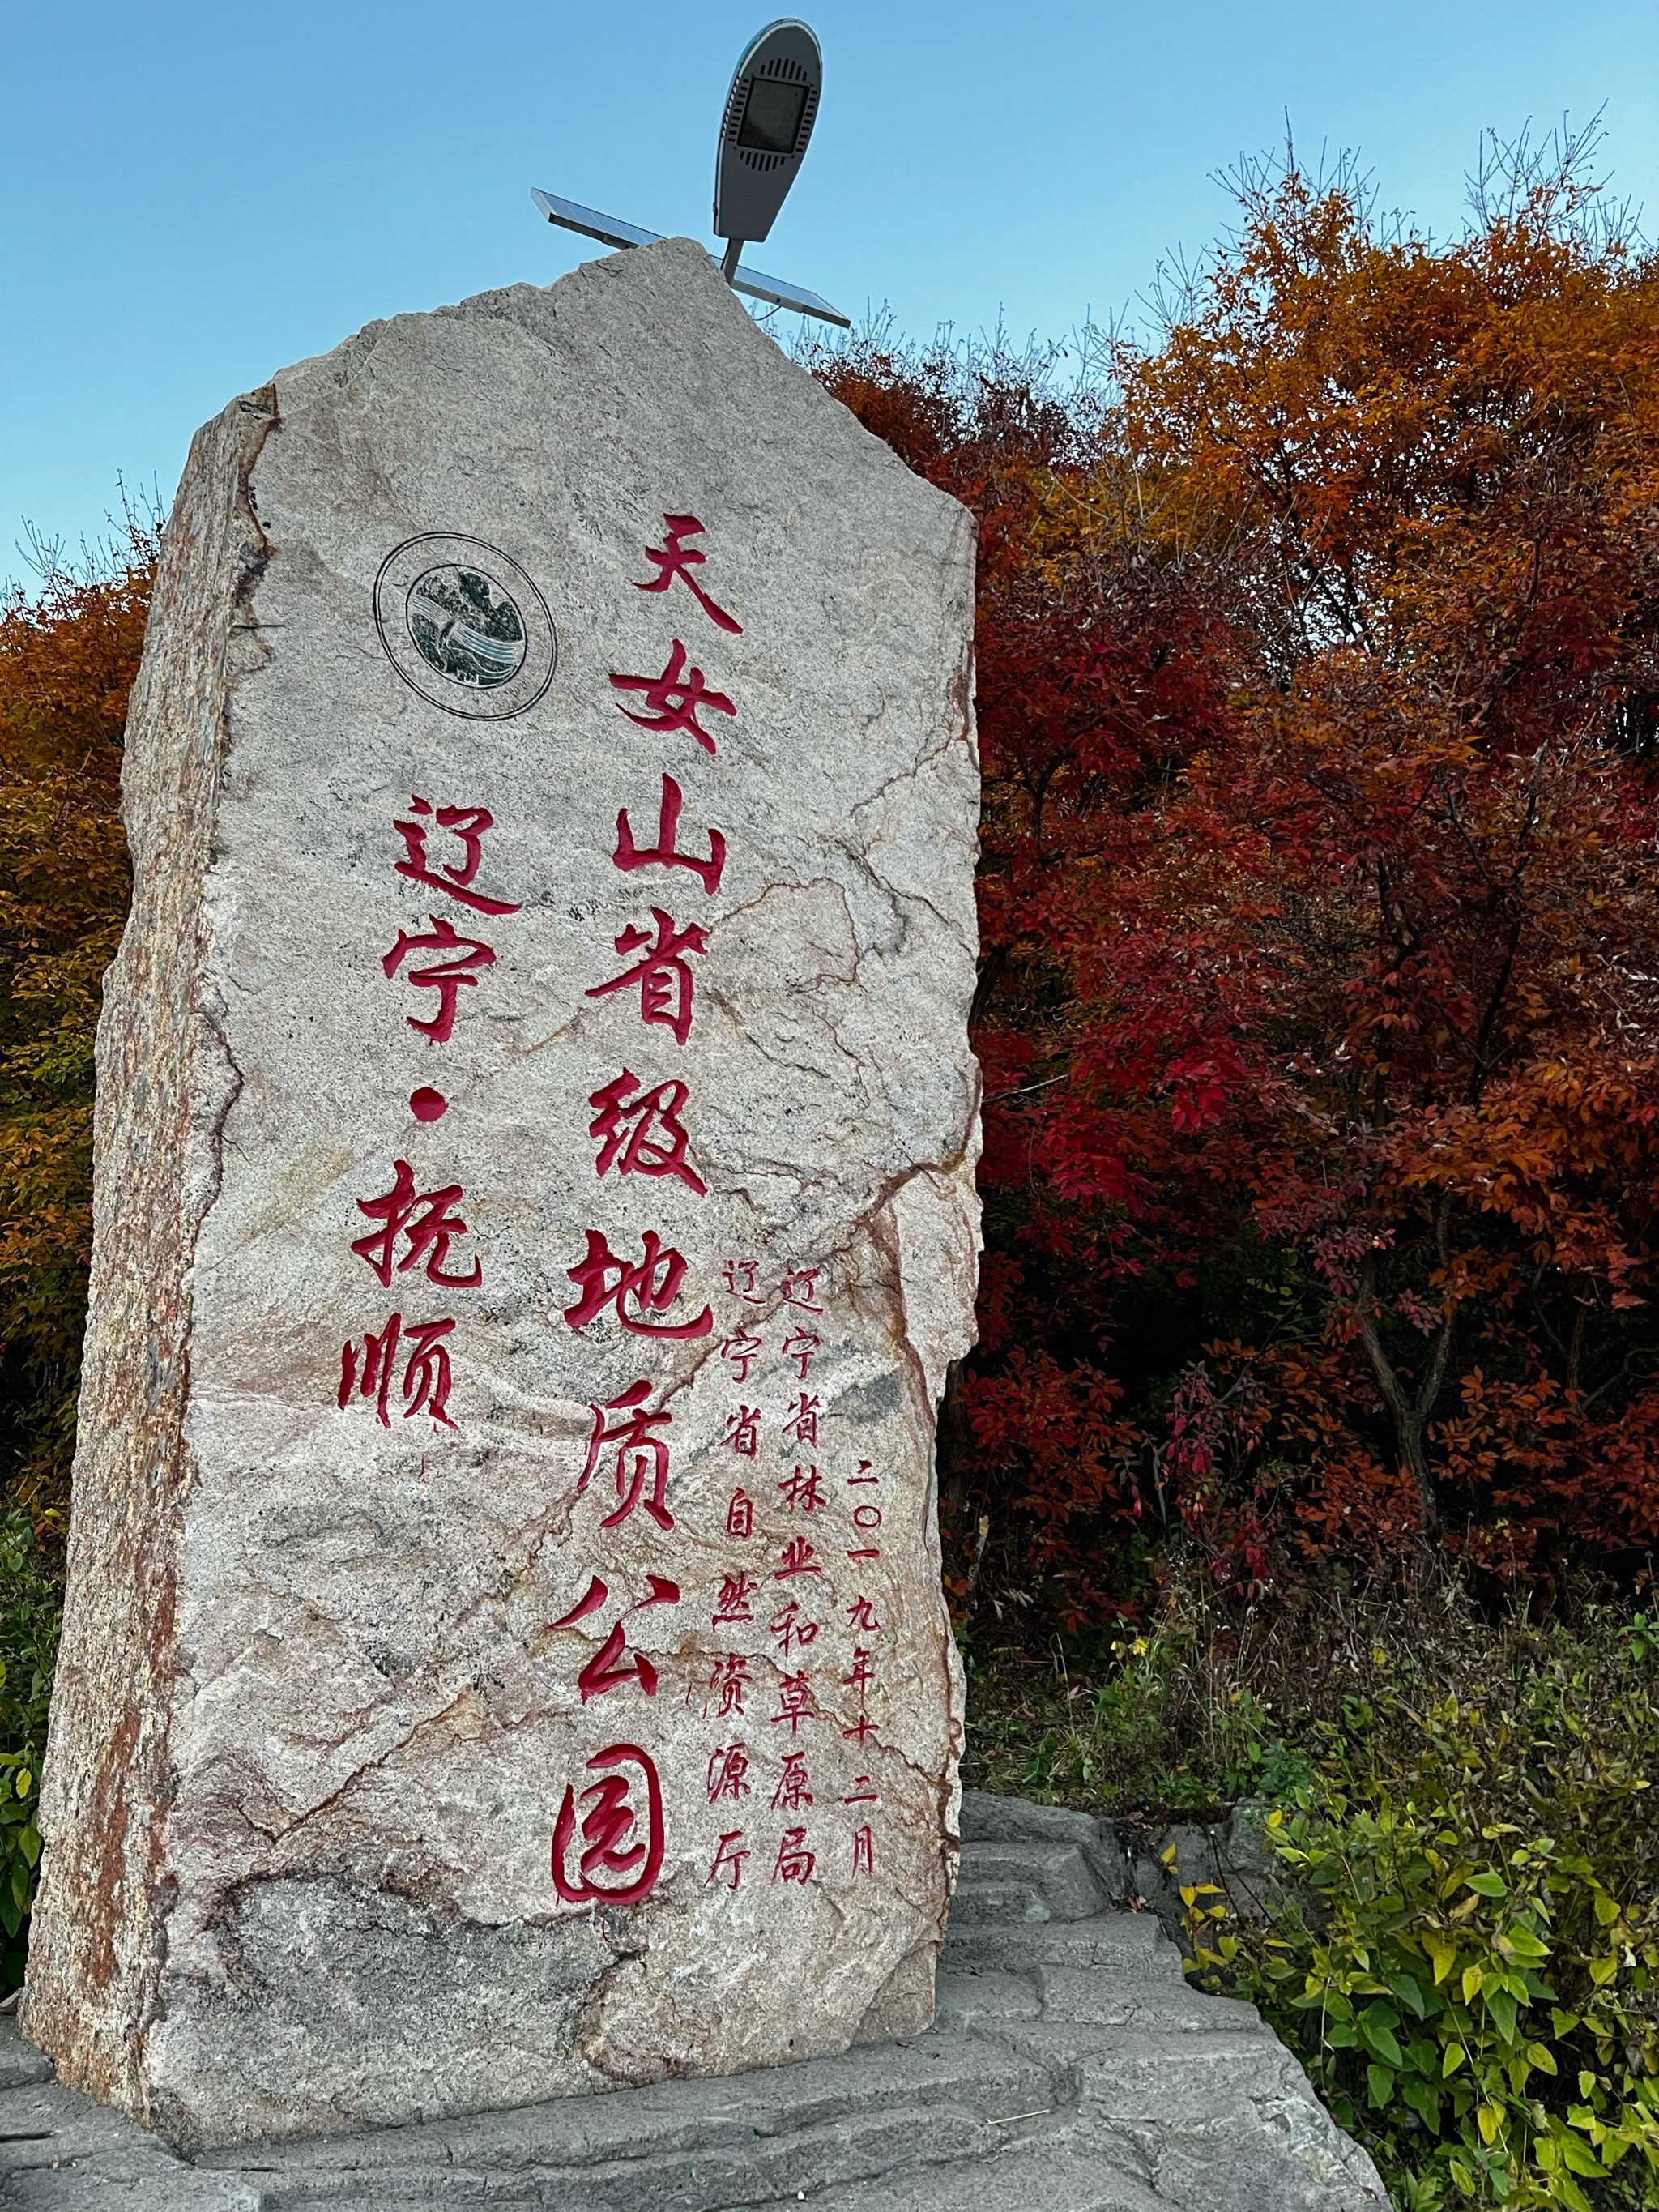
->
xmin=531 ymin=19 xmax=848 ymax=330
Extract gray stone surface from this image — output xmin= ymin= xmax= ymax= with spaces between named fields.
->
xmin=2 ymin=1797 xmax=1391 ymax=2209
xmin=959 ymin=1787 xmax=1290 ymax=1952
xmin=26 ymin=237 xmax=981 ymax=2152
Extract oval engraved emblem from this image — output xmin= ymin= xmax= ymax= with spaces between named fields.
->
xmin=373 ymin=534 xmax=557 ymax=720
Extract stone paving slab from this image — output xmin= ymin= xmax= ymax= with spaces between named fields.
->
xmin=0 ymin=1796 xmax=1392 ymax=2210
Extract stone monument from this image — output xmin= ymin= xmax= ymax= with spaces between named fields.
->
xmin=23 ymin=238 xmax=980 ymax=2152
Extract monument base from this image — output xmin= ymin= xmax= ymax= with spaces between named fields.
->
xmin=2 ymin=1796 xmax=1389 ymax=2209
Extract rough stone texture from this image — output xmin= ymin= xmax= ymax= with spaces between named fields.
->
xmin=24 ymin=237 xmax=980 ymax=2151
xmin=1 ymin=1798 xmax=1392 ymax=2208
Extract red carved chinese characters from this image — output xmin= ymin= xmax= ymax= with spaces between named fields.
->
xmin=847 ymin=1459 xmax=883 ymax=1561
xmin=579 ymin=1380 xmax=675 ymax=1531
xmin=706 ymin=1744 xmax=751 ymax=1803
xmin=565 ymin=1229 xmax=713 ymax=1338
xmin=585 ymin=909 xmax=710 ymax=1046
xmin=782 ymin=1330 xmax=821 ymax=1379
xmin=394 ymin=800 xmax=522 ymax=916
xmin=633 ymin=515 xmax=743 ymax=634
xmin=723 ymin=1405 xmax=760 ymax=1456
xmin=770 ymin=1599 xmax=818 ymax=1658
xmin=772 ymin=1750 xmax=813 ymax=1812
xmin=548 ymin=512 xmax=898 ymax=1919
xmin=338 ymin=1313 xmax=456 ymax=1429
xmin=720 ymin=1333 xmax=764 ymax=1381
xmin=772 ymin=1672 xmax=818 ymax=1735
xmin=778 ymin=1463 xmax=824 ymax=1514
xmin=611 ymin=640 xmax=736 ymax=755
xmin=705 ymin=1653 xmax=752 ymax=1718
xmin=588 ymin=1071 xmax=706 ymax=1195
xmin=383 ymin=917 xmax=497 ymax=1043
xmin=614 ymin=775 xmax=726 ymax=896
xmin=783 ymin=1393 xmax=821 ymax=1445
xmin=551 ymin=1744 xmax=664 ymax=1906
xmin=774 ymin=1827 xmax=815 ymax=1884
xmin=713 ymin=1570 xmax=758 ymax=1625
xmin=708 ymin=1830 xmax=749 ymax=1889
xmin=578 ymin=1623 xmax=659 ymax=1702
xmin=352 ymin=1162 xmax=482 ymax=1290
xmin=775 ymin=1535 xmax=823 ymax=1579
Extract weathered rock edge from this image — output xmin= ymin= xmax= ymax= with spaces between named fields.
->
xmin=21 ymin=386 xmax=278 ymax=2107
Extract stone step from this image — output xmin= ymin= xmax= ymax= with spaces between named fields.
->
xmin=943 ymin=1911 xmax=1187 ymax=1987
xmin=800 ymin=2142 xmax=1169 ymax=2212
xmin=958 ymin=1790 xmax=1102 ymax=1847
xmin=945 ymin=1880 xmax=1053 ymax=1927
xmin=956 ymin=1838 xmax=1111 ymax=1922
xmin=191 ymin=2031 xmax=1052 ymax=2208
xmin=245 ymin=2099 xmax=1001 ymax=2209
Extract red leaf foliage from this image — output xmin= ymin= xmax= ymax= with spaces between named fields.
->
xmin=815 ymin=143 xmax=1659 ymax=1617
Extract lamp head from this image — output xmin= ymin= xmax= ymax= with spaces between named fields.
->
xmin=714 ymin=19 xmax=822 ymax=247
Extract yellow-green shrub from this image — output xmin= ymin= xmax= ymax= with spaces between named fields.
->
xmin=1190 ymin=1620 xmax=1659 ymax=2207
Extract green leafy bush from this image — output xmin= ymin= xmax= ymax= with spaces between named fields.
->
xmin=1188 ymin=1619 xmax=1659 ymax=2208
xmin=0 ymin=1508 xmax=58 ymax=1991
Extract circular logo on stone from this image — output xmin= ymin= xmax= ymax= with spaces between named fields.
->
xmin=373 ymin=534 xmax=557 ymax=720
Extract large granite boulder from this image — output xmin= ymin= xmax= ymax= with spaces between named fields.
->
xmin=24 ymin=238 xmax=980 ymax=2150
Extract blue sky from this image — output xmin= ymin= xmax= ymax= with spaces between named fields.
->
xmin=2 ymin=0 xmax=1655 ymax=584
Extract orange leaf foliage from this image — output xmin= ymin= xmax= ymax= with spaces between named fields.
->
xmin=818 ymin=139 xmax=1659 ymax=1610
xmin=0 ymin=527 xmax=150 ymax=1507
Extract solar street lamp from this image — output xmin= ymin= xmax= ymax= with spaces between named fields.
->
xmin=532 ymin=18 xmax=848 ymax=329
xmin=714 ymin=21 xmax=823 ymax=279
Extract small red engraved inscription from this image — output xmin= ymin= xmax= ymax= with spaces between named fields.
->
xmin=773 ymin=1827 xmax=815 ymax=1884
xmin=708 ymin=1829 xmax=749 ymax=1889
xmin=770 ymin=1599 xmax=818 ymax=1658
xmin=713 ymin=1569 xmax=759 ymax=1625
xmin=706 ymin=1653 xmax=752 ymax=1718
xmin=723 ymin=1405 xmax=760 ymax=1458
xmin=778 ymin=1464 xmax=824 ymax=1514
xmin=771 ymin=1749 xmax=813 ymax=1812
xmin=781 ymin=1330 xmax=821 ymax=1379
xmin=771 ymin=1672 xmax=818 ymax=1735
xmin=706 ymin=1744 xmax=752 ymax=1804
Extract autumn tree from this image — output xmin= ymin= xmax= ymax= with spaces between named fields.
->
xmin=819 ymin=135 xmax=1659 ymax=1613
xmin=0 ymin=527 xmax=149 ymax=1514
